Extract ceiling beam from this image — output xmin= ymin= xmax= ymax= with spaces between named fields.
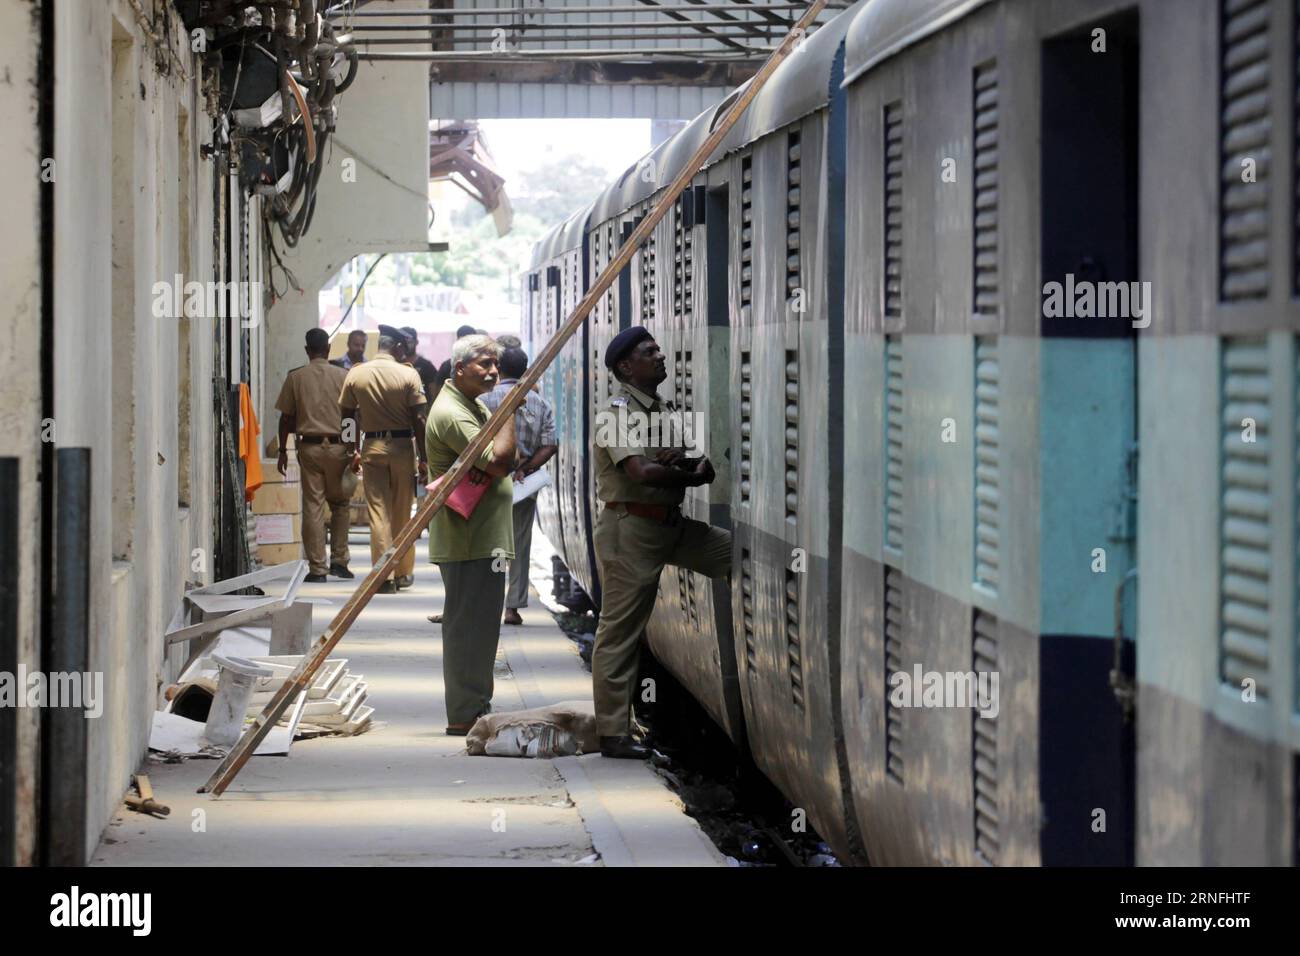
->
xmin=425 ymin=57 xmax=760 ymax=85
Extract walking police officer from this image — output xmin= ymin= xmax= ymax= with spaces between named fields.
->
xmin=591 ymin=326 xmax=731 ymax=758
xmin=339 ymin=324 xmax=428 ymax=593
xmin=274 ymin=328 xmax=355 ymax=582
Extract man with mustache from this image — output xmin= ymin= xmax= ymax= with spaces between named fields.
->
xmin=591 ymin=326 xmax=730 ymax=758
xmin=424 ymin=334 xmax=517 ymax=735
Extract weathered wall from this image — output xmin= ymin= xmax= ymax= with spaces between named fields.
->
xmin=263 ymin=0 xmax=433 ymax=434
xmin=0 ymin=0 xmax=45 ymax=866
xmin=51 ymin=0 xmax=215 ymax=857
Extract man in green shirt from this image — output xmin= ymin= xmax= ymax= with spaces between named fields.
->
xmin=424 ymin=334 xmax=517 ymax=735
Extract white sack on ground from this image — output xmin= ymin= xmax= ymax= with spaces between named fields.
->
xmin=466 ymin=700 xmax=599 ymax=758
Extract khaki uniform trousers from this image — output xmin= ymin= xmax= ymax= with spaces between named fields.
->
xmin=361 ymin=437 xmax=416 ymax=582
xmin=591 ymin=505 xmax=732 ymax=737
xmin=297 ymin=441 xmax=352 ymax=576
xmin=437 ymin=558 xmax=505 ymax=724
xmin=506 ymin=496 xmax=537 ymax=610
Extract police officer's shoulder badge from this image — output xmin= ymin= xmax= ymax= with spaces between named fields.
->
xmin=610 ymin=395 xmax=628 ymax=407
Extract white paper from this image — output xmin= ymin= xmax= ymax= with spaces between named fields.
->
xmin=512 ymin=468 xmax=552 ymax=503
xmin=255 ymin=513 xmax=295 ymax=544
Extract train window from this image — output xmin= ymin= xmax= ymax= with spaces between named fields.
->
xmin=685 ymin=567 xmax=697 ymax=628
xmin=786 ymin=130 xmax=802 ymax=311
xmin=972 ymin=62 xmax=999 ymax=320
xmin=642 ymin=208 xmax=657 ymax=326
xmin=740 ymin=156 xmax=754 ymax=324
xmin=884 ymin=335 xmax=904 ymax=556
xmin=785 ymin=350 xmax=799 ymax=524
xmin=1219 ymin=0 xmax=1270 ymax=301
xmin=786 ymin=568 xmax=804 ymax=712
xmin=883 ymin=102 xmax=904 ymax=323
xmin=684 ymin=200 xmax=694 ymax=325
xmin=740 ymin=548 xmax=756 ymax=675
xmin=974 ymin=336 xmax=1000 ymax=595
xmin=972 ymin=611 xmax=1000 ymax=864
xmin=884 ymin=566 xmax=904 ymax=785
xmin=1218 ymin=336 xmax=1272 ymax=697
xmin=739 ymin=351 xmax=752 ymax=504
xmin=674 ymin=200 xmax=685 ymax=328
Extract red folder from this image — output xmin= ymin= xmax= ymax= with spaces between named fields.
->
xmin=426 ymin=468 xmax=493 ymax=520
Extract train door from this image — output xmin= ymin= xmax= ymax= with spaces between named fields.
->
xmin=704 ymin=180 xmax=744 ymax=742
xmin=1039 ymin=10 xmax=1139 ymax=865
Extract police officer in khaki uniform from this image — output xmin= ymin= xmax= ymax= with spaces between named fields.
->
xmin=275 ymin=328 xmax=357 ymax=582
xmin=591 ymin=326 xmax=731 ymax=758
xmin=339 ymin=324 xmax=428 ymax=593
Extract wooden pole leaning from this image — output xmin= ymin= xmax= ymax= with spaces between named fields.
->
xmin=200 ymin=0 xmax=828 ymax=797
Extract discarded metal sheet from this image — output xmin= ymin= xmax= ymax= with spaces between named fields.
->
xmin=165 ymin=561 xmax=309 ymax=646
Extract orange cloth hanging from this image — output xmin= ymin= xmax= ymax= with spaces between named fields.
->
xmin=238 ymin=382 xmax=264 ymax=503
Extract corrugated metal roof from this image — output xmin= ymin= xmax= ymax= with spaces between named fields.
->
xmin=588 ymin=0 xmax=865 ymax=225
xmin=430 ymin=80 xmax=731 ymax=119
xmin=842 ymin=0 xmax=993 ymax=87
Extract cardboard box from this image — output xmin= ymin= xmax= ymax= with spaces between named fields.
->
xmin=252 ymin=483 xmax=301 ymax=515
xmin=261 ymin=458 xmax=301 ymax=485
xmin=257 ymin=542 xmax=304 ymax=566
xmin=255 ymin=513 xmax=301 ymax=545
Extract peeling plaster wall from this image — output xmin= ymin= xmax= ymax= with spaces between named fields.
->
xmin=51 ymin=0 xmax=216 ymax=858
xmin=0 ymin=0 xmax=45 ymax=866
xmin=12 ymin=0 xmax=428 ymax=862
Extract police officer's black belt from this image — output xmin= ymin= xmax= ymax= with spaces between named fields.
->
xmin=298 ymin=434 xmax=343 ymax=444
xmin=363 ymin=429 xmax=415 ymax=439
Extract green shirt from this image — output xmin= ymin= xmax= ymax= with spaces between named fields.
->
xmin=424 ymin=380 xmax=514 ymax=563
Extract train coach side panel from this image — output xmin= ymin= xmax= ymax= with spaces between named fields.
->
xmin=839 ymin=1 xmax=1045 ymax=866
xmin=729 ymin=117 xmax=853 ymax=855
xmin=643 ymin=181 xmax=738 ymax=739
xmin=1136 ymin=0 xmax=1297 ymax=866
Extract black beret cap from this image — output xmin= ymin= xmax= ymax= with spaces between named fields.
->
xmin=377 ymin=324 xmax=408 ymax=344
xmin=604 ymin=326 xmax=654 ymax=369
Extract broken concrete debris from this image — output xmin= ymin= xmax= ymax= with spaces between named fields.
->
xmin=148 ymin=624 xmax=373 ymax=759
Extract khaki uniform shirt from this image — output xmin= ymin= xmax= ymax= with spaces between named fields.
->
xmin=338 ymin=352 xmax=426 ymax=432
xmin=275 ymin=358 xmax=349 ymax=435
xmin=593 ymin=380 xmax=687 ymax=506
xmin=424 ymin=380 xmax=514 ymax=563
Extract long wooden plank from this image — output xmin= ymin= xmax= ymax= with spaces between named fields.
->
xmin=201 ymin=0 xmax=828 ymax=797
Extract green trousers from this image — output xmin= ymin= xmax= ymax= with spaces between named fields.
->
xmin=591 ymin=506 xmax=731 ymax=737
xmin=437 ymin=557 xmax=506 ymax=724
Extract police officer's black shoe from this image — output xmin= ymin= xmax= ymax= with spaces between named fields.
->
xmin=304 ymin=573 xmax=328 ymax=583
xmin=395 ymin=575 xmax=414 ymax=590
xmin=329 ymin=564 xmax=354 ymax=579
xmin=599 ymin=735 xmax=649 ymax=759
xmin=376 ymin=580 xmax=397 ymax=594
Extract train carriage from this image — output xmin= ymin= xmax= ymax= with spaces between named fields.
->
xmin=524 ymin=0 xmax=1299 ymax=867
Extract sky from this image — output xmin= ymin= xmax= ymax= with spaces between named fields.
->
xmin=478 ymin=118 xmax=654 ymax=186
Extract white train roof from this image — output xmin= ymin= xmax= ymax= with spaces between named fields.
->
xmin=843 ymin=0 xmax=993 ymax=87
xmin=589 ymin=0 xmax=867 ymax=227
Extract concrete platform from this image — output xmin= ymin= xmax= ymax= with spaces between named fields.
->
xmin=90 ymin=531 xmax=724 ymax=867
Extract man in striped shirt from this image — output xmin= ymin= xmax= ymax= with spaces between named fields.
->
xmin=480 ymin=346 xmax=558 ymax=626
